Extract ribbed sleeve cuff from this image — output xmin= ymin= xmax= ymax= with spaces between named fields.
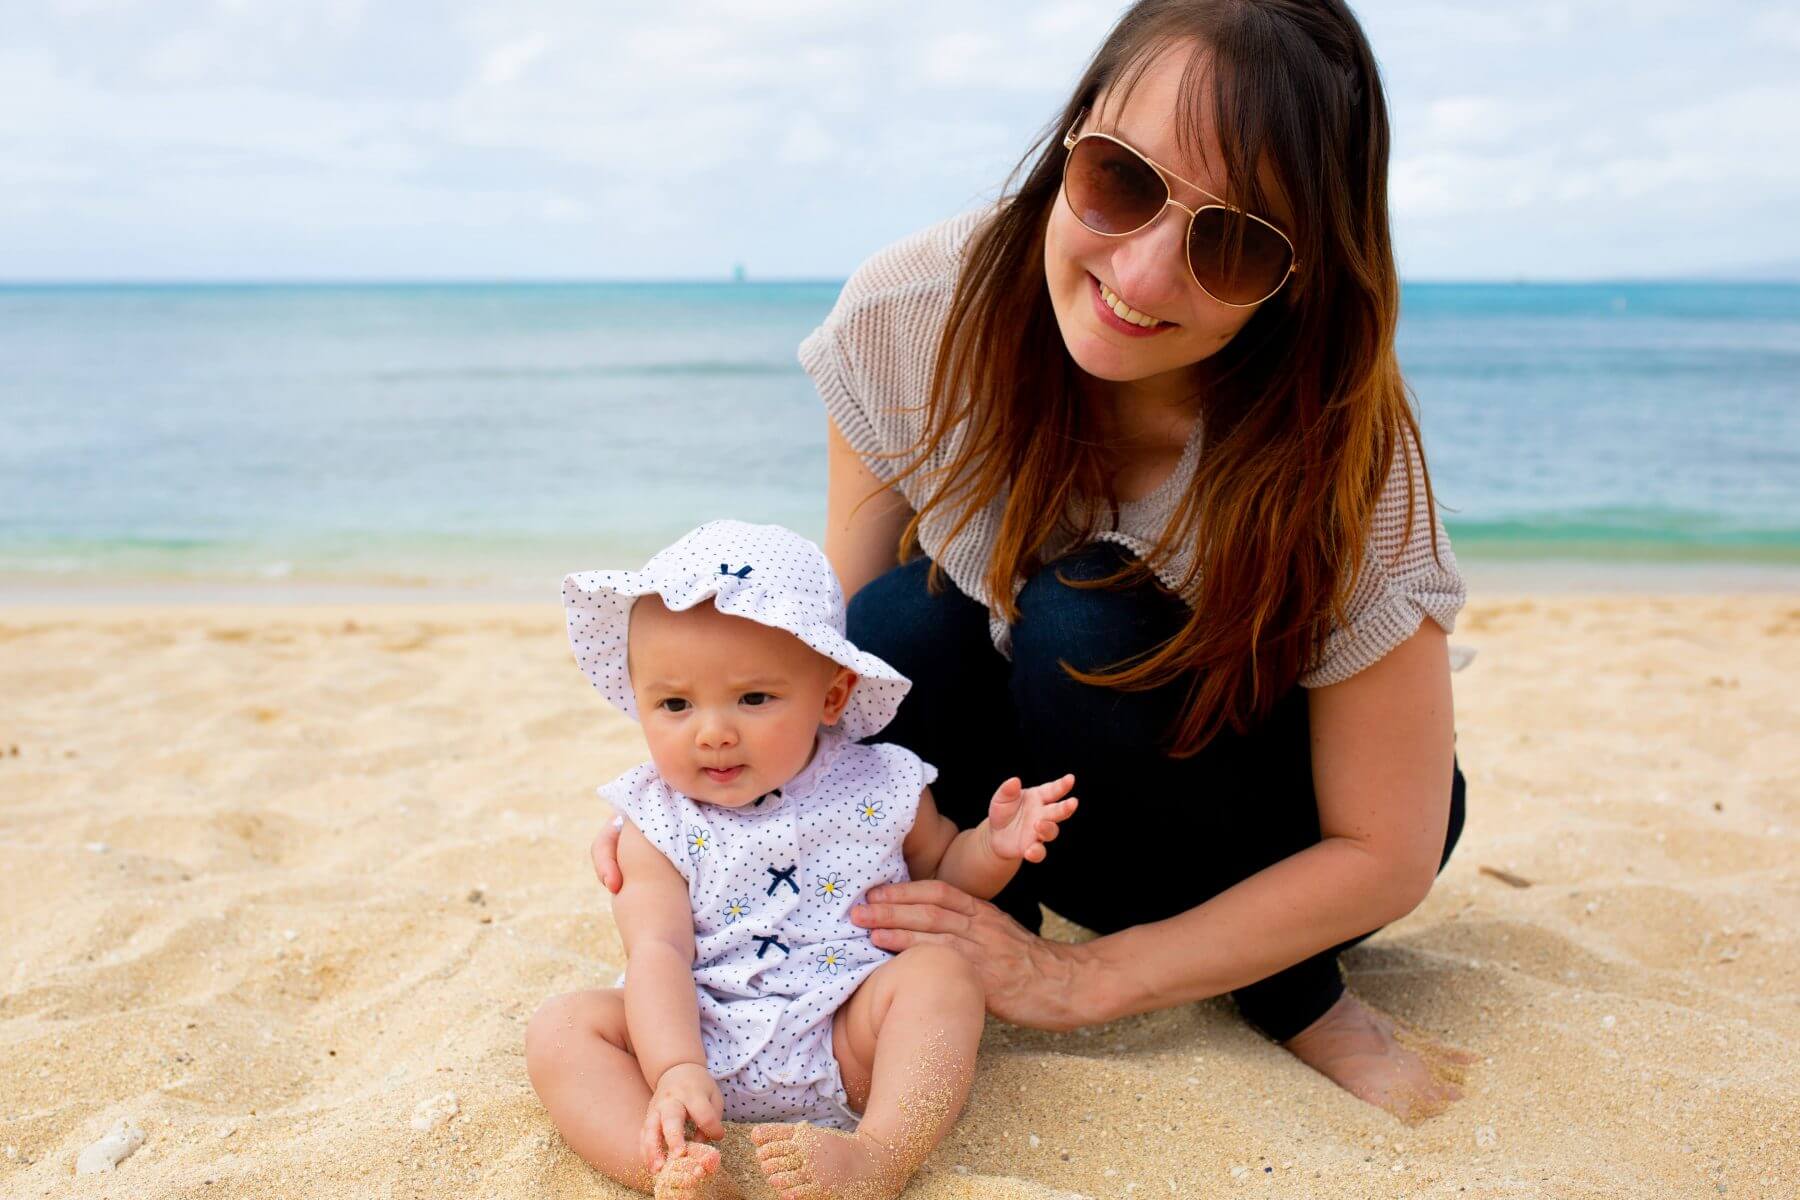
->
xmin=1299 ymin=586 xmax=1460 ymax=688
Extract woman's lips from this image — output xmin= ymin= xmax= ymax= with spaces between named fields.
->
xmin=1089 ymin=273 xmax=1174 ymax=338
xmin=702 ymin=765 xmax=744 ymax=783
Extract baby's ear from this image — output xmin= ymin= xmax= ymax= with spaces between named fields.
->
xmin=821 ymin=666 xmax=859 ymax=725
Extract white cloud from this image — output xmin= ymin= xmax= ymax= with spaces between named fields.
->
xmin=477 ymin=31 xmax=549 ymax=87
xmin=2 ymin=0 xmax=1796 ymax=280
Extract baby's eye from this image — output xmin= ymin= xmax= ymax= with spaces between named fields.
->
xmin=740 ymin=692 xmax=772 ymax=707
xmin=657 ymin=698 xmax=690 ymax=713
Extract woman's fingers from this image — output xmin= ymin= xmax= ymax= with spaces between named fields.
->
xmin=867 ymin=926 xmax=964 ymax=955
xmin=863 ymin=878 xmax=979 ymax=912
xmin=851 ymin=899 xmax=974 ymax=934
xmin=591 ymin=818 xmax=625 ymax=893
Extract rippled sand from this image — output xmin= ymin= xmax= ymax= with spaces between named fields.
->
xmin=2 ymin=596 xmax=1795 ymax=1197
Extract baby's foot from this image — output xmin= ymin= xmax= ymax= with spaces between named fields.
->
xmin=1281 ymin=990 xmax=1480 ymax=1124
xmin=653 ymin=1142 xmax=739 ymax=1200
xmin=750 ymin=1123 xmax=908 ymax=1200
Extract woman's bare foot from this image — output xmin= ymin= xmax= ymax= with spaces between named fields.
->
xmin=1281 ymin=990 xmax=1479 ymax=1123
xmin=653 ymin=1142 xmax=739 ymax=1200
xmin=750 ymin=1123 xmax=909 ymax=1200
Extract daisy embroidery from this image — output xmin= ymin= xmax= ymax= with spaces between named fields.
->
xmin=816 ymin=945 xmax=844 ymax=975
xmin=856 ymin=798 xmax=885 ymax=825
xmin=815 ymin=874 xmax=848 ymax=900
xmin=686 ymin=827 xmax=711 ymax=859
xmin=723 ymin=897 xmax=748 ymax=924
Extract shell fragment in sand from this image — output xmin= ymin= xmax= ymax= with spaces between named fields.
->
xmin=410 ymin=1091 xmax=459 ymax=1130
xmin=75 ymin=1119 xmax=145 ymax=1174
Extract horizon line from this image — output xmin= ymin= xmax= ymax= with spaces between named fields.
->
xmin=3 ymin=274 xmax=1797 ymax=288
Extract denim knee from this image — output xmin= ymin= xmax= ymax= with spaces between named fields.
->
xmin=1008 ymin=541 xmax=1190 ymax=755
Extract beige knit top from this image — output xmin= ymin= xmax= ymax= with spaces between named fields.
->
xmin=798 ymin=206 xmax=1465 ymax=688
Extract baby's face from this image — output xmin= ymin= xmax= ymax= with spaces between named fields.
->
xmin=627 ymin=596 xmax=856 ymax=806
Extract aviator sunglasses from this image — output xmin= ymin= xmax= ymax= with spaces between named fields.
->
xmin=1061 ymin=108 xmax=1299 ymax=308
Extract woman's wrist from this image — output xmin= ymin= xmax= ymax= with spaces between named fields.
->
xmin=1066 ymin=933 xmax=1154 ymax=1025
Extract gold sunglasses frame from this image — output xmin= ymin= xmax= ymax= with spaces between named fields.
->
xmin=1060 ymin=108 xmax=1299 ymax=309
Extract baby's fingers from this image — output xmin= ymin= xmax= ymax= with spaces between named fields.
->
xmin=1022 ymin=774 xmax=1076 ymax=805
xmin=659 ymin=1102 xmax=689 ymax=1168
xmin=639 ymin=1108 xmax=665 ymax=1172
xmin=693 ymin=1096 xmax=725 ymax=1142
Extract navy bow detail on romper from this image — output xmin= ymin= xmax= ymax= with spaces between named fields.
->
xmin=766 ymin=865 xmax=798 ymax=895
xmin=753 ymin=934 xmax=790 ymax=958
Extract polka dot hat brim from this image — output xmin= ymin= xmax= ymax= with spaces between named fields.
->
xmin=562 ymin=520 xmax=911 ymax=742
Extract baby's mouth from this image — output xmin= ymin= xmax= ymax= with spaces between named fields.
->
xmin=702 ymin=765 xmax=745 ymax=783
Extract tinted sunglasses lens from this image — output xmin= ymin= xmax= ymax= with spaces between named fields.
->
xmin=1188 ymin=206 xmax=1293 ymax=305
xmin=1064 ymin=136 xmax=1166 ymax=235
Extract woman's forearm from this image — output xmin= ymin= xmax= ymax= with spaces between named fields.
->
xmin=1076 ymin=835 xmax=1427 ymax=1023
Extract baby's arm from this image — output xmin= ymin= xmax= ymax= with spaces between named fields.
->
xmin=612 ymin=825 xmax=724 ymax=1171
xmin=902 ymin=775 xmax=1078 ymax=900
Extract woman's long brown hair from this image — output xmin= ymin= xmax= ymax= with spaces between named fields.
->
xmin=877 ymin=0 xmax=1440 ymax=757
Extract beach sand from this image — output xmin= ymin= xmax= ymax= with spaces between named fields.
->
xmin=1 ymin=594 xmax=1795 ymax=1198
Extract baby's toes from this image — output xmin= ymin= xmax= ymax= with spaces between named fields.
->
xmin=652 ymin=1147 xmax=715 ymax=1199
xmin=750 ymin=1123 xmax=796 ymax=1149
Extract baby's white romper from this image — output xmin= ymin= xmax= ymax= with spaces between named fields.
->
xmin=603 ymin=725 xmax=934 ymax=1130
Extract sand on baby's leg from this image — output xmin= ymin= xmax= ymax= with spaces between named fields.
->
xmin=525 ymin=988 xmax=735 ymax=1198
xmin=752 ymin=944 xmax=986 ymax=1200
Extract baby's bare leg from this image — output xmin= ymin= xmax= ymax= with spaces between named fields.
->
xmin=525 ymin=988 xmax=662 ymax=1191
xmin=751 ymin=945 xmax=985 ymax=1200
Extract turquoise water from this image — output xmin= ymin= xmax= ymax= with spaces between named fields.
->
xmin=2 ymin=280 xmax=1796 ymax=592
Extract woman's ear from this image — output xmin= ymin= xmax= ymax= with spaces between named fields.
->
xmin=820 ymin=666 xmax=859 ymax=725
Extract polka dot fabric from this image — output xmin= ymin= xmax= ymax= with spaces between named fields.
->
xmin=563 ymin=519 xmax=911 ymax=741
xmin=601 ymin=725 xmax=935 ymax=1129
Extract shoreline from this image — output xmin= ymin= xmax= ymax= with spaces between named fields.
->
xmin=4 ymin=557 xmax=1799 ymax=608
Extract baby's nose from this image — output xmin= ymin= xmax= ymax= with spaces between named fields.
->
xmin=696 ymin=719 xmax=737 ymax=749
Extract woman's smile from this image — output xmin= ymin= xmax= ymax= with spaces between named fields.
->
xmin=1089 ymin=272 xmax=1176 ymax=337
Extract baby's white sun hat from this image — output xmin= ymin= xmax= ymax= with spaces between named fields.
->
xmin=562 ymin=519 xmax=910 ymax=741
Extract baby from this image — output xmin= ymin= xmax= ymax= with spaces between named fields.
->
xmin=526 ymin=520 xmax=1078 ymax=1200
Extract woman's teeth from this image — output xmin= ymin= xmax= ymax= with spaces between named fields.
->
xmin=1099 ymin=280 xmax=1165 ymax=328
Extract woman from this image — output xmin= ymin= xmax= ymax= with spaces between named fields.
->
xmin=597 ymin=0 xmax=1475 ymax=1121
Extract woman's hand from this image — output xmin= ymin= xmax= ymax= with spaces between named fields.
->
xmin=850 ymin=880 xmax=1100 ymax=1031
xmin=591 ymin=816 xmax=624 ymax=893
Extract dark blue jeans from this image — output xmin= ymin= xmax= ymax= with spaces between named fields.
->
xmin=845 ymin=542 xmax=1466 ymax=1042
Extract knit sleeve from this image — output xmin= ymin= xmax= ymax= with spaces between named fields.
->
xmin=1300 ymin=428 xmax=1466 ymax=687
xmin=796 ymin=207 xmax=988 ymax=512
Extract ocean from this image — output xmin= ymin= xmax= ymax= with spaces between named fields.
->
xmin=2 ymin=280 xmax=1795 ymax=597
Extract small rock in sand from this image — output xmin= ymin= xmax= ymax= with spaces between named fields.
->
xmin=410 ymin=1091 xmax=458 ymax=1131
xmin=1028 ymin=1133 xmax=1041 ymax=1148
xmin=76 ymin=1120 xmax=145 ymax=1174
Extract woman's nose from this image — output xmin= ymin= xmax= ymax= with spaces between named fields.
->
xmin=1105 ymin=207 xmax=1191 ymax=311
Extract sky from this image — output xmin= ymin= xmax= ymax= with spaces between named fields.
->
xmin=2 ymin=0 xmax=1797 ymax=282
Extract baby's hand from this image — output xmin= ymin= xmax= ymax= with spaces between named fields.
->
xmin=641 ymin=1062 xmax=725 ymax=1174
xmin=985 ymin=773 xmax=1078 ymax=864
